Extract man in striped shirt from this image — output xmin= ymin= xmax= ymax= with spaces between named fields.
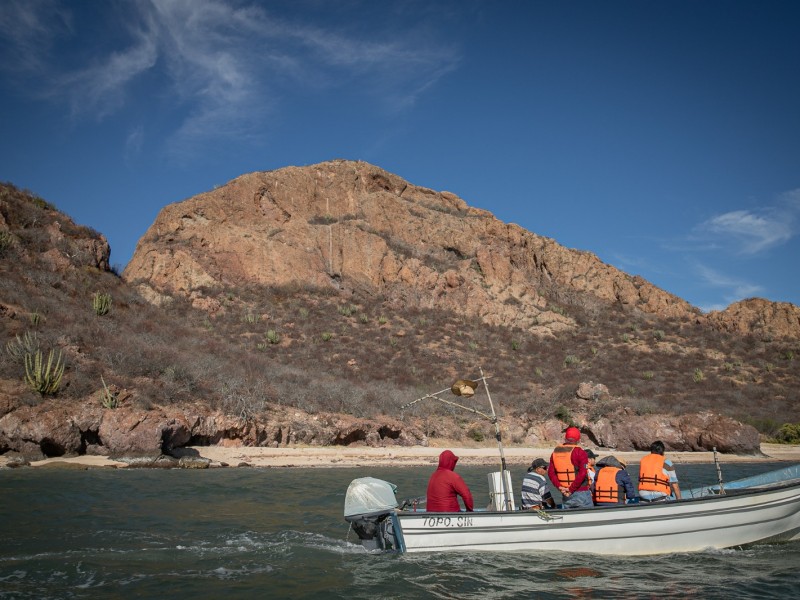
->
xmin=520 ymin=458 xmax=555 ymax=510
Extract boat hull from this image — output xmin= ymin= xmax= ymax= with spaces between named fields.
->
xmin=395 ymin=482 xmax=800 ymax=555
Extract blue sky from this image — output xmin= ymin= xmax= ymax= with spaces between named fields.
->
xmin=1 ymin=0 xmax=798 ymax=312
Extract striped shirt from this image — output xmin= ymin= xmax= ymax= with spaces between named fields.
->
xmin=521 ymin=471 xmax=552 ymax=509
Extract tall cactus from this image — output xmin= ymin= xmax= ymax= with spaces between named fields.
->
xmin=92 ymin=292 xmax=112 ymax=316
xmin=24 ymin=349 xmax=65 ymax=395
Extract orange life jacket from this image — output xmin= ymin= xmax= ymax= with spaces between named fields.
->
xmin=552 ymin=444 xmax=579 ymax=487
xmin=593 ymin=466 xmax=622 ymax=504
xmin=638 ymin=453 xmax=671 ymax=495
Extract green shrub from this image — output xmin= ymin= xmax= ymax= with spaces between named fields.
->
xmin=92 ymin=292 xmax=112 ymax=316
xmin=555 ymin=405 xmax=573 ymax=424
xmin=693 ymin=368 xmax=705 ymax=383
xmin=653 ymin=330 xmax=665 ymax=341
xmin=338 ymin=304 xmax=356 ymax=317
xmin=6 ymin=331 xmax=39 ymax=359
xmin=564 ymin=354 xmax=580 ymax=367
xmin=265 ymin=329 xmax=281 ymax=344
xmin=24 ymin=349 xmax=65 ymax=395
xmin=775 ymin=423 xmax=800 ymax=444
xmin=0 ymin=230 xmax=13 ymax=257
xmin=321 ymin=332 xmax=333 ymax=342
xmin=100 ymin=375 xmax=118 ymax=409
xmin=467 ymin=428 xmax=485 ymax=442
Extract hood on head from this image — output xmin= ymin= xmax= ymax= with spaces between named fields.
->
xmin=438 ymin=450 xmax=459 ymax=471
xmin=597 ymin=455 xmax=626 ymax=469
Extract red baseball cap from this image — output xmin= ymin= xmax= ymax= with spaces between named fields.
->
xmin=565 ymin=426 xmax=581 ymax=441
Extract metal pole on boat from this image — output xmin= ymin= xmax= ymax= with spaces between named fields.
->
xmin=713 ymin=447 xmax=725 ymax=495
xmin=479 ymin=366 xmax=512 ymax=511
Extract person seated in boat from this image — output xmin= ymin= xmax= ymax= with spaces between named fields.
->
xmin=520 ymin=458 xmax=555 ymax=510
xmin=426 ymin=449 xmax=474 ymax=512
xmin=548 ymin=427 xmax=593 ymax=509
xmin=592 ymin=455 xmax=638 ymax=506
xmin=585 ymin=449 xmax=598 ymax=486
xmin=638 ymin=440 xmax=682 ymax=502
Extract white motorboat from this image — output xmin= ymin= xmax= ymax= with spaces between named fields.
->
xmin=344 ymin=465 xmax=800 ymax=555
xmin=348 ymin=372 xmax=800 ymax=555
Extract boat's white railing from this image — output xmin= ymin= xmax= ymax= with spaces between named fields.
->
xmin=685 ymin=464 xmax=800 ymax=497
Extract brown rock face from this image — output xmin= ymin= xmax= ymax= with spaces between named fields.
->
xmin=580 ymin=411 xmax=760 ymax=453
xmin=706 ymin=298 xmax=800 ymax=339
xmin=123 ymin=160 xmax=697 ymax=334
xmin=0 ymin=400 xmax=426 ymax=459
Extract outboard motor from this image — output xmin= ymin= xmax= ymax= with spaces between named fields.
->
xmin=344 ymin=477 xmax=402 ymax=551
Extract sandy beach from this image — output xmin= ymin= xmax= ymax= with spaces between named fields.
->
xmin=2 ymin=442 xmax=798 ymax=470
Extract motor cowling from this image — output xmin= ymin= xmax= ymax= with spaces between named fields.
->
xmin=344 ymin=477 xmax=400 ymax=551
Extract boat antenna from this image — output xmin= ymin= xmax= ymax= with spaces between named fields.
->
xmin=713 ymin=446 xmax=725 ymax=495
xmin=400 ymin=368 xmax=513 ymax=511
xmin=480 ymin=366 xmax=513 ymax=511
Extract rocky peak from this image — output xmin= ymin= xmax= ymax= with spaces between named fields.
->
xmin=706 ymin=298 xmax=800 ymax=340
xmin=123 ymin=160 xmax=700 ymax=335
xmin=0 ymin=183 xmax=110 ymax=273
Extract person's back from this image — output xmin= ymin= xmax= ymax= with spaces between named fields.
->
xmin=593 ymin=456 xmax=637 ymax=505
xmin=426 ymin=450 xmax=474 ymax=512
xmin=638 ymin=440 xmax=681 ymax=501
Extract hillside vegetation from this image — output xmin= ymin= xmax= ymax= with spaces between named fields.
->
xmin=1 ymin=182 xmax=798 ymax=447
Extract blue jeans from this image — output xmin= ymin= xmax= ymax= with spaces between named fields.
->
xmin=563 ymin=490 xmax=593 ymax=509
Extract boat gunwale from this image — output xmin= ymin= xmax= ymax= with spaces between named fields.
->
xmin=395 ymin=476 xmax=800 ymax=519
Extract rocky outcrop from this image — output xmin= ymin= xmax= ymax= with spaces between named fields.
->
xmin=706 ymin=298 xmax=800 ymax=340
xmin=123 ymin=160 xmax=697 ymax=335
xmin=0 ymin=185 xmax=110 ymax=273
xmin=571 ymin=411 xmax=760 ymax=453
xmin=0 ymin=398 xmax=761 ymax=459
xmin=0 ymin=401 xmax=428 ymax=459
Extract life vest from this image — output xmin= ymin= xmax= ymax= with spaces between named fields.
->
xmin=593 ymin=466 xmax=622 ymax=504
xmin=551 ymin=444 xmax=579 ymax=487
xmin=638 ymin=454 xmax=671 ymax=495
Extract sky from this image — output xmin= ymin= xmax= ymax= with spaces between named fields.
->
xmin=1 ymin=0 xmax=798 ymax=312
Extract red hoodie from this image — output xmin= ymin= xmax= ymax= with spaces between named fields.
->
xmin=426 ymin=450 xmax=474 ymax=512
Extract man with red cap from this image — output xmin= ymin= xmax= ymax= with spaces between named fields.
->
xmin=548 ymin=426 xmax=593 ymax=509
xmin=426 ymin=450 xmax=474 ymax=512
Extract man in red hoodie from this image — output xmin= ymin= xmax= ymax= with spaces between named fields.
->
xmin=426 ymin=450 xmax=474 ymax=512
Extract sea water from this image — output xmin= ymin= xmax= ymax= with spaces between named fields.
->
xmin=1 ymin=462 xmax=798 ymax=599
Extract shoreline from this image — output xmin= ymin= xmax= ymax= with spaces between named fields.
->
xmin=2 ymin=442 xmax=799 ymax=470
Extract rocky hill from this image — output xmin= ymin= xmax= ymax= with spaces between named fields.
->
xmin=125 ymin=160 xmax=799 ymax=339
xmin=1 ymin=167 xmax=799 ymax=461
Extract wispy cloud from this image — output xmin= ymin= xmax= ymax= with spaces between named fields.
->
xmin=0 ymin=0 xmax=71 ymax=74
xmin=694 ymin=263 xmax=763 ymax=312
xmin=59 ymin=26 xmax=158 ymax=120
xmin=1 ymin=0 xmax=461 ymax=161
xmin=693 ymin=190 xmax=800 ymax=255
xmin=124 ymin=124 xmax=145 ymax=165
